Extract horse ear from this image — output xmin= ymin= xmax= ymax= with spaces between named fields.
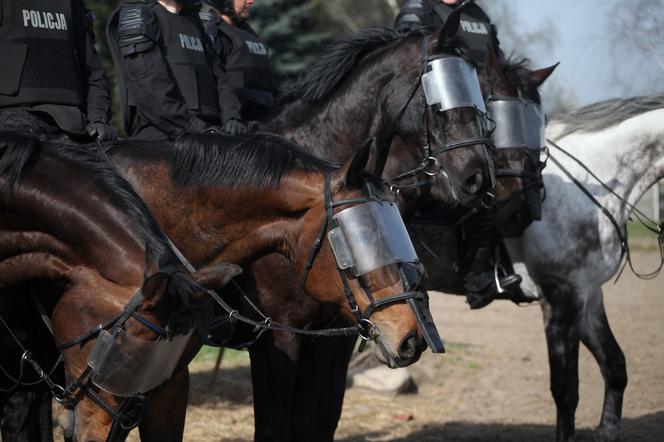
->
xmin=529 ymin=63 xmax=559 ymax=88
xmin=342 ymin=138 xmax=373 ymax=188
xmin=192 ymin=263 xmax=243 ymax=289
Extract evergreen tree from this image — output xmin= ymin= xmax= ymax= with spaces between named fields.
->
xmin=250 ymin=0 xmax=345 ymax=87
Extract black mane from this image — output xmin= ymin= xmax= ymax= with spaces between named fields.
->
xmin=0 ymin=130 xmax=173 ymax=266
xmin=172 ymin=132 xmax=335 ymax=188
xmin=502 ymin=56 xmax=541 ymax=103
xmin=280 ymin=27 xmax=474 ymax=106
xmin=280 ymin=27 xmax=401 ymax=104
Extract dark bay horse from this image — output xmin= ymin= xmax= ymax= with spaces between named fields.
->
xmin=0 ymin=131 xmax=235 ymax=441
xmin=103 ymin=132 xmax=436 ymax=440
xmin=238 ymin=40 xmax=557 ymax=440
xmin=234 ymin=23 xmax=498 ymax=441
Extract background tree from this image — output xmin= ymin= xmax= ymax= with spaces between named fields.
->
xmin=607 ymin=0 xmax=664 ymax=96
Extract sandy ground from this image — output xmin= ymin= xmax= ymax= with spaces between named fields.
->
xmin=119 ymin=249 xmax=663 ymax=441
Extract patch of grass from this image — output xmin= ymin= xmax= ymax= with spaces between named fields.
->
xmin=194 ymin=346 xmax=249 ymax=363
xmin=627 ymin=221 xmax=660 ymax=239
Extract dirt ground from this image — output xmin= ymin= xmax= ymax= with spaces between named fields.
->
xmin=135 ymin=249 xmax=663 ymax=441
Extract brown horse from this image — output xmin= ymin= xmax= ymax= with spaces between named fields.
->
xmin=235 ymin=23 xmax=500 ymax=441
xmin=233 ymin=43 xmax=558 ymax=440
xmin=0 ymin=130 xmax=238 ymax=441
xmin=102 ymin=132 xmax=438 ymax=440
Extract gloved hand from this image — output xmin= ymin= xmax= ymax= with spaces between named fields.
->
xmin=246 ymin=120 xmax=261 ymax=133
xmin=222 ymin=118 xmax=248 ymax=136
xmin=185 ymin=117 xmax=223 ymax=136
xmin=86 ymin=120 xmax=117 ymax=142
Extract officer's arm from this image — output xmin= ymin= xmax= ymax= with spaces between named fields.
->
xmin=74 ymin=0 xmax=111 ymax=125
xmin=207 ymin=40 xmax=242 ymax=124
xmin=117 ymin=5 xmax=194 ymax=138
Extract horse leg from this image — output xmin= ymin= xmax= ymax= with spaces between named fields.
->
xmin=138 ymin=368 xmax=190 ymax=442
xmin=290 ymin=334 xmax=356 ymax=442
xmin=579 ymin=288 xmax=626 ymax=442
xmin=249 ymin=332 xmax=300 ymax=442
xmin=541 ymin=286 xmax=582 ymax=442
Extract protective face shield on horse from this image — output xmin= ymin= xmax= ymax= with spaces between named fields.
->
xmin=487 ymin=96 xmax=547 ymax=235
xmin=324 ymin=191 xmax=444 ymax=354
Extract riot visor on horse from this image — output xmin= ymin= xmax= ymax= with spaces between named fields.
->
xmin=0 ymin=130 xmax=237 ymax=441
xmin=267 ymin=12 xmax=494 ymax=210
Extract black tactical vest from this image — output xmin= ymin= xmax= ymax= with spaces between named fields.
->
xmin=432 ymin=3 xmax=496 ymax=67
xmin=0 ymin=0 xmax=83 ymax=109
xmin=217 ymin=21 xmax=273 ymax=97
xmin=152 ymin=5 xmax=220 ymax=120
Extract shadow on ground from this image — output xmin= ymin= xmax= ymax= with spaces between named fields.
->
xmin=334 ymin=411 xmax=664 ymax=441
xmin=189 ymin=364 xmax=253 ymax=406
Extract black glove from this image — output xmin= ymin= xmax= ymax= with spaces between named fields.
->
xmin=185 ymin=117 xmax=223 ymax=136
xmin=246 ymin=120 xmax=261 ymax=132
xmin=86 ymin=120 xmax=117 ymax=142
xmin=222 ymin=118 xmax=248 ymax=136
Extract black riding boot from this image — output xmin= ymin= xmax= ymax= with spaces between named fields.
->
xmin=461 ymin=208 xmax=522 ymax=309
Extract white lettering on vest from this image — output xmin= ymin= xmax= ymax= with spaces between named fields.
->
xmin=460 ymin=20 xmax=488 ymax=35
xmin=22 ymin=9 xmax=68 ymax=31
xmin=179 ymin=34 xmax=204 ymax=52
xmin=245 ymin=41 xmax=267 ymax=56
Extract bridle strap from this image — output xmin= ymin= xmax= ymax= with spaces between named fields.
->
xmin=362 ymin=291 xmax=420 ymax=320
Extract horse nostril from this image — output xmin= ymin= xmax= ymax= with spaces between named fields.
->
xmin=398 ymin=333 xmax=419 ymax=360
xmin=462 ymin=170 xmax=484 ymax=195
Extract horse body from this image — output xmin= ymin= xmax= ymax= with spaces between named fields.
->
xmin=504 ymin=100 xmax=664 ymax=441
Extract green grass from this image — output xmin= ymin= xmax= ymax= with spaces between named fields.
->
xmin=193 ymin=346 xmax=249 ymax=363
xmin=627 ymin=221 xmax=660 ymax=239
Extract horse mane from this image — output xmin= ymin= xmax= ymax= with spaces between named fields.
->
xmin=172 ymin=132 xmax=335 ymax=188
xmin=0 ymin=129 xmax=173 ymax=267
xmin=280 ymin=27 xmax=401 ymax=104
xmin=280 ymin=27 xmax=474 ymax=105
xmin=552 ymin=94 xmax=664 ymax=138
xmin=501 ymin=56 xmax=541 ymax=103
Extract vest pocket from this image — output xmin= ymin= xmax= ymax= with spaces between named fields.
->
xmin=0 ymin=42 xmax=27 ymax=96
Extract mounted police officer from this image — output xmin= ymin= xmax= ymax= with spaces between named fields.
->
xmin=199 ymin=0 xmax=275 ymax=120
xmin=396 ymin=0 xmax=534 ymax=309
xmin=0 ymin=0 xmax=115 ymax=142
xmin=107 ymin=0 xmax=249 ymax=141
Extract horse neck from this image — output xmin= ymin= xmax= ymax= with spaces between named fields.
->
xmin=266 ymin=43 xmax=418 ymax=161
xmin=110 ymin=148 xmax=325 ymax=268
xmin=549 ymin=108 xmax=664 ymax=225
xmin=1 ymin=153 xmax=149 ymax=286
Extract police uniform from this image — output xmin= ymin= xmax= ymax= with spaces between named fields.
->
xmin=199 ymin=10 xmax=274 ymax=120
xmin=107 ymin=0 xmax=244 ymax=141
xmin=394 ymin=0 xmax=501 ymax=67
xmin=0 ymin=0 xmax=114 ymax=140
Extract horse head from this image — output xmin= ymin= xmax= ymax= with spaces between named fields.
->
xmin=296 ymin=140 xmax=442 ymax=368
xmin=480 ymin=46 xmax=558 ymax=235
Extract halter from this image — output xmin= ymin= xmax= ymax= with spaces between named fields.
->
xmin=385 ymin=35 xmax=494 ymax=193
xmin=300 ymin=174 xmax=445 ymax=353
xmin=0 ymin=265 xmax=194 ymax=442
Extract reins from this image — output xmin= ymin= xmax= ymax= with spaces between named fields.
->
xmin=547 ymin=138 xmax=664 ymax=281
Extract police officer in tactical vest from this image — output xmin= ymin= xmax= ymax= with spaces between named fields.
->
xmin=199 ymin=0 xmax=275 ymax=120
xmin=108 ymin=0 xmax=248 ymax=141
xmin=0 ymin=0 xmax=115 ymax=141
xmin=396 ymin=0 xmax=533 ymax=309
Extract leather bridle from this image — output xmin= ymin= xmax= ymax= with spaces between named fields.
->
xmin=385 ymin=35 xmax=495 ymax=193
